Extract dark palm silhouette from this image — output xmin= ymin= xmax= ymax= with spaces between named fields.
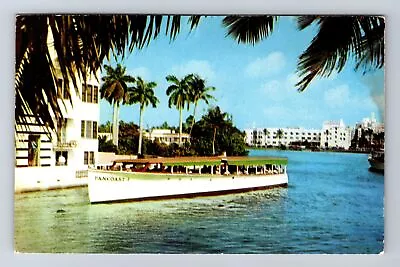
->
xmin=16 ymin=15 xmax=383 ymax=133
xmin=222 ymin=15 xmax=384 ymax=91
xmin=15 ymin=15 xmax=201 ymax=131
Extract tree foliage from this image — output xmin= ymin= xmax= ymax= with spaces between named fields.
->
xmin=100 ymin=63 xmax=135 ymax=146
xmin=98 ymin=135 xmax=118 ymax=153
xmin=126 ymin=77 xmax=159 ymax=154
xmin=191 ymin=106 xmax=248 ymax=156
xmin=166 ymin=74 xmax=193 ymax=144
xmin=223 ymin=15 xmax=384 ymax=92
xmin=15 ymin=15 xmax=201 ymax=132
xmin=187 ymin=74 xmax=216 ymax=134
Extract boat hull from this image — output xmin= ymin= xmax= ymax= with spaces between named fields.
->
xmin=368 ymin=159 xmax=384 ymax=173
xmin=88 ymin=170 xmax=288 ymax=204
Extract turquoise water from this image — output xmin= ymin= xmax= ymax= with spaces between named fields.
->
xmin=14 ymin=150 xmax=384 ymax=254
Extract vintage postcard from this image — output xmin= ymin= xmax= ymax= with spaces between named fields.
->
xmin=14 ymin=15 xmax=384 ymax=254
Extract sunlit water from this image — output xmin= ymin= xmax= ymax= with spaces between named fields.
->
xmin=14 ymin=150 xmax=384 ymax=254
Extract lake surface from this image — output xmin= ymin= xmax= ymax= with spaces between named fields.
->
xmin=14 ymin=150 xmax=384 ymax=254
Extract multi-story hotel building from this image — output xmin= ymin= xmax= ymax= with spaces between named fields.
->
xmin=319 ymin=120 xmax=352 ymax=149
xmin=244 ymin=127 xmax=321 ymax=148
xmin=245 ymin=119 xmax=353 ymax=150
xmin=15 ymin=30 xmax=100 ymax=192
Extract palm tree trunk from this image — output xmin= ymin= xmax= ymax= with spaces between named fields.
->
xmin=112 ymin=102 xmax=118 ymax=146
xmin=179 ymin=107 xmax=183 ymax=145
xmin=189 ymin=102 xmax=198 ymax=135
xmin=138 ymin=106 xmax=144 ymax=155
xmin=116 ymin=102 xmax=120 ymax=147
xmin=212 ymin=127 xmax=217 ymax=155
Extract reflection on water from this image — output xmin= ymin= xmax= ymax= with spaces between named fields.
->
xmin=14 ymin=150 xmax=384 ymax=254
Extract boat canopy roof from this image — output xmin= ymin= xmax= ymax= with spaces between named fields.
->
xmin=114 ymin=156 xmax=288 ymax=167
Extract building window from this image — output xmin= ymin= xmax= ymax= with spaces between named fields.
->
xmin=86 ymin=121 xmax=92 ymax=138
xmin=94 ymin=86 xmax=99 ymax=103
xmin=82 ymin=84 xmax=87 ymax=102
xmin=57 ymin=118 xmax=67 ymax=143
xmin=90 ymin=151 xmax=95 ymax=165
xmin=57 ymin=78 xmax=69 ymax=100
xmin=87 ymin=85 xmax=93 ymax=103
xmin=81 ymin=121 xmax=85 ymax=137
xmin=93 ymin=121 xmax=98 ymax=138
xmin=82 ymin=83 xmax=98 ymax=103
xmin=81 ymin=120 xmax=98 ymax=139
xmin=56 ymin=151 xmax=68 ymax=166
xmin=84 ymin=151 xmax=95 ymax=165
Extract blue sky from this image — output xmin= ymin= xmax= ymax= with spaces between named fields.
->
xmin=99 ymin=16 xmax=385 ymax=130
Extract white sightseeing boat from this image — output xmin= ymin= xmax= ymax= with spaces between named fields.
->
xmin=88 ymin=156 xmax=289 ymax=204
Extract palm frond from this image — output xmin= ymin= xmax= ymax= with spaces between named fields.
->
xmin=297 ymin=16 xmax=319 ymax=30
xmin=296 ymin=16 xmax=384 ymax=91
xmin=16 ymin=14 xmax=203 ymax=135
xmin=222 ymin=15 xmax=277 ymax=45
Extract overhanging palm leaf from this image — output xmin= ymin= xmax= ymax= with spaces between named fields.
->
xmin=221 ymin=15 xmax=384 ymax=91
xmin=15 ymin=14 xmax=201 ymax=135
xmin=222 ymin=15 xmax=277 ymax=45
xmin=296 ymin=16 xmax=385 ymax=91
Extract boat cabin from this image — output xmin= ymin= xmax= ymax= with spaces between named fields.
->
xmin=101 ymin=156 xmax=288 ymax=176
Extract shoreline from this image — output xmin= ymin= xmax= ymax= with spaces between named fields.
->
xmin=246 ymin=146 xmax=371 ymax=154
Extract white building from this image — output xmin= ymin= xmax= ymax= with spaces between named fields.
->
xmin=15 ymin=30 xmax=100 ymax=192
xmin=244 ymin=127 xmax=321 ymax=148
xmin=355 ymin=112 xmax=384 ymax=134
xmin=143 ymin=129 xmax=190 ymax=145
xmin=320 ymin=119 xmax=352 ymax=149
xmin=245 ymin=119 xmax=353 ymax=150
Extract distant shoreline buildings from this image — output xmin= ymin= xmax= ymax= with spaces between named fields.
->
xmin=244 ymin=113 xmax=384 ymax=150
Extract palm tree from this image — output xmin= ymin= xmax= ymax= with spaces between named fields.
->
xmin=222 ymin=15 xmax=384 ymax=91
xmin=15 ymin=15 xmax=201 ymax=133
xmin=187 ymin=74 xmax=216 ymax=135
xmin=127 ymin=77 xmax=159 ymax=155
xmin=16 ymin=15 xmax=384 ymax=135
xmin=100 ymin=64 xmax=135 ymax=147
xmin=204 ymin=106 xmax=229 ymax=155
xmin=166 ymin=74 xmax=193 ymax=145
xmin=275 ymin=129 xmax=284 ymax=145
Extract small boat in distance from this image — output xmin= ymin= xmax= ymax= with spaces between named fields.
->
xmin=88 ymin=156 xmax=289 ymax=204
xmin=368 ymin=150 xmax=384 ymax=173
